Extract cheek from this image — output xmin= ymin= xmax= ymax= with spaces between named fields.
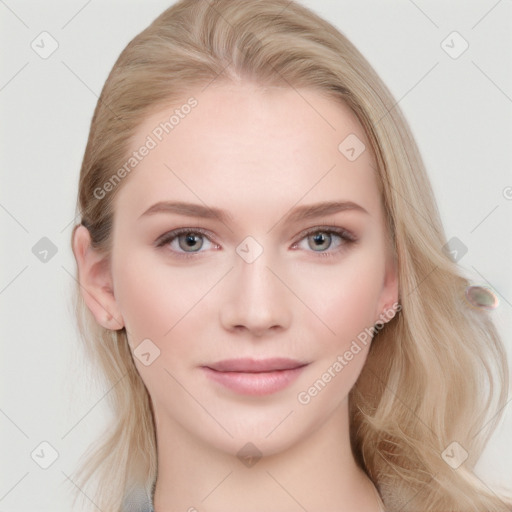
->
xmin=111 ymin=252 xmax=217 ymax=396
xmin=290 ymin=251 xmax=386 ymax=349
xmin=291 ymin=256 xmax=382 ymax=411
xmin=112 ymin=248 xmax=224 ymax=343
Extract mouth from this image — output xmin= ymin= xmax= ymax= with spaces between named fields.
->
xmin=205 ymin=357 xmax=308 ymax=373
xmin=201 ymin=358 xmax=309 ymax=396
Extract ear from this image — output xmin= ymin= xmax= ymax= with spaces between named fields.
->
xmin=72 ymin=225 xmax=125 ymax=330
xmin=375 ymin=249 xmax=400 ymax=324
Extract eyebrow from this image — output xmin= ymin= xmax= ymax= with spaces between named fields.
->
xmin=139 ymin=201 xmax=233 ymax=223
xmin=138 ymin=200 xmax=368 ymax=224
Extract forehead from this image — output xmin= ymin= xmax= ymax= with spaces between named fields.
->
xmin=114 ymin=82 xmax=381 ymax=221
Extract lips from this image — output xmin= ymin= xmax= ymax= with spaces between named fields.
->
xmin=201 ymin=358 xmax=309 ymax=396
xmin=204 ymin=357 xmax=308 ymax=373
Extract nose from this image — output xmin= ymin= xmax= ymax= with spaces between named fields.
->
xmin=219 ymin=249 xmax=292 ymax=337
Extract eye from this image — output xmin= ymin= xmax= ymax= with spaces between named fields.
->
xmin=293 ymin=227 xmax=356 ymax=254
xmin=307 ymin=231 xmax=334 ymax=251
xmin=155 ymin=228 xmax=217 ymax=255
xmin=177 ymin=232 xmax=206 ymax=252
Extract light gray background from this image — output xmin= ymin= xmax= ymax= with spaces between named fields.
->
xmin=1 ymin=0 xmax=511 ymax=510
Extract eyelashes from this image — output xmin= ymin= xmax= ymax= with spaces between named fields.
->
xmin=155 ymin=225 xmax=357 ymax=260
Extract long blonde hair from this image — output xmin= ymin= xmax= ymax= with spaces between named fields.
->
xmin=70 ymin=1 xmax=511 ymax=510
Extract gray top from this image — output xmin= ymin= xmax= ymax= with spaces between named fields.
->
xmin=120 ymin=481 xmax=386 ymax=511
xmin=122 ymin=485 xmax=154 ymax=512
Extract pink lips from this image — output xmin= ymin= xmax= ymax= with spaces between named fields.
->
xmin=201 ymin=358 xmax=308 ymax=396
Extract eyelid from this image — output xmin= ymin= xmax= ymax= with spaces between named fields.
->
xmin=154 ymin=226 xmax=215 ymax=245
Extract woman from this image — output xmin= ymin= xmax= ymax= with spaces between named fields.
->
xmin=70 ymin=0 xmax=511 ymax=510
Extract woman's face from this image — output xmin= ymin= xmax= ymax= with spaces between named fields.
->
xmin=108 ymin=82 xmax=398 ymax=456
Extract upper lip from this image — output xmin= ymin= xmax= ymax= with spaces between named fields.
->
xmin=204 ymin=358 xmax=309 ymax=373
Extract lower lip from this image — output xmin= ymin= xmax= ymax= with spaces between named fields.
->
xmin=201 ymin=366 xmax=306 ymax=396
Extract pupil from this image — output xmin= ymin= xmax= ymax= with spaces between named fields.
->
xmin=186 ymin=234 xmax=197 ymax=246
xmin=310 ymin=232 xmax=331 ymax=251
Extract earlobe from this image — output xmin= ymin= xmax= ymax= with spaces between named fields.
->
xmin=72 ymin=225 xmax=125 ymax=330
xmin=376 ymin=255 xmax=400 ymax=325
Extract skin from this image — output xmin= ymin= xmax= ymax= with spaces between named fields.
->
xmin=73 ymin=82 xmax=398 ymax=511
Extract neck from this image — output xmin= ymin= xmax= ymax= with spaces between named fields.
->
xmin=152 ymin=399 xmax=382 ymax=512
